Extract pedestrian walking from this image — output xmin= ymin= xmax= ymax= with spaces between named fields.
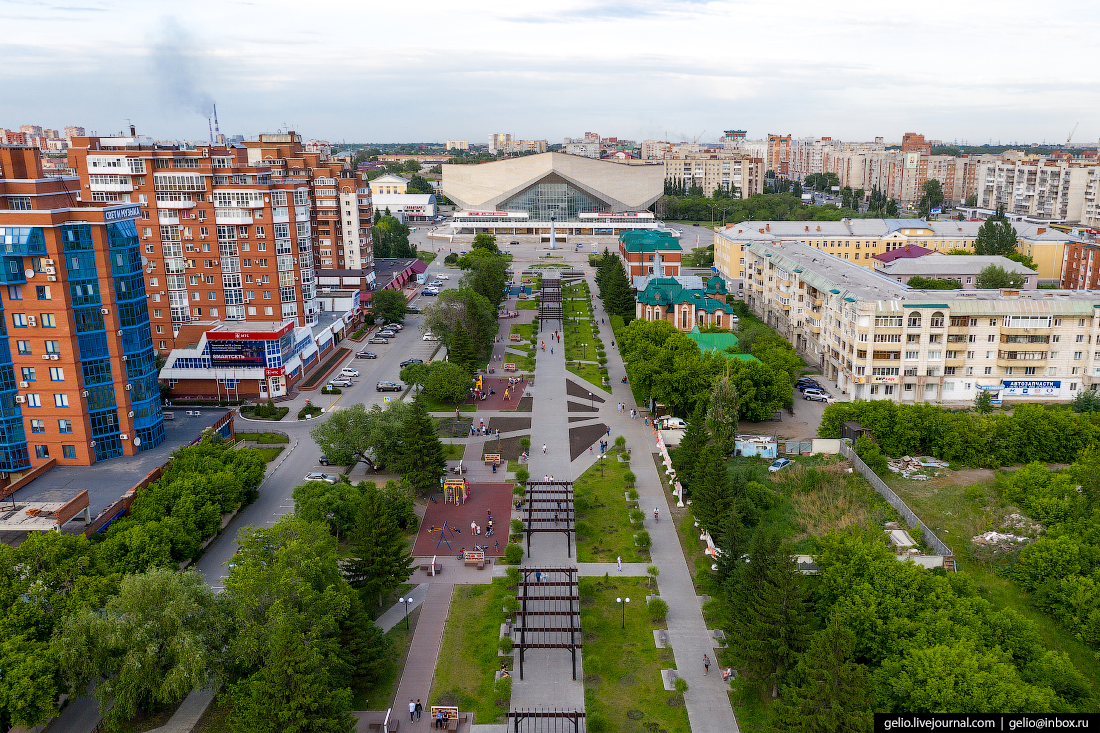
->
xmin=617 ymin=556 xmax=622 ymax=572
xmin=543 ymin=443 xmax=547 ymax=454
xmin=606 ymin=426 xmax=611 ymax=436
xmin=544 ymin=474 xmax=549 ymax=481
xmin=409 ymin=699 xmax=416 ymax=722
xmin=703 ymin=654 xmax=710 ymax=676
xmin=416 ymin=700 xmax=423 ymax=720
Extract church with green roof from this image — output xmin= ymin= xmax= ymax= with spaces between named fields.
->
xmin=635 ymin=274 xmax=739 ymax=331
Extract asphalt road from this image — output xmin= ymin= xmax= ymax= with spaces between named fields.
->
xmin=195 ymin=272 xmax=459 ymax=590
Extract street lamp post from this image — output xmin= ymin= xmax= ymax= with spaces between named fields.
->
xmin=399 ymin=596 xmax=411 ymax=630
xmin=588 ymin=391 xmax=593 ymax=409
xmin=617 ymin=596 xmax=630 ymax=629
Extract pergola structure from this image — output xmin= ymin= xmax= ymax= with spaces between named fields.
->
xmin=538 ymin=277 xmax=563 ymax=330
xmin=506 ymin=709 xmax=587 ymax=733
xmin=515 ymin=567 xmax=582 ymax=681
xmin=523 ymin=480 xmax=574 ymax=558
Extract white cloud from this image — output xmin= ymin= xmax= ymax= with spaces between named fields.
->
xmin=1 ymin=0 xmax=1098 ymax=144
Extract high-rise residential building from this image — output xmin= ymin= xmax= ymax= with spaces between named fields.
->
xmin=901 ymin=132 xmax=931 ymax=155
xmin=488 ymin=133 xmax=515 ymax=154
xmin=19 ymin=125 xmax=44 ymax=139
xmin=564 ymin=133 xmax=601 ymax=158
xmin=719 ymin=130 xmax=747 ymax=148
xmin=67 ymin=130 xmax=371 ymax=352
xmin=0 ymin=145 xmax=165 ymax=466
xmin=1060 ymin=241 xmax=1100 ymax=290
xmin=640 ymin=140 xmax=673 ymax=160
xmin=64 ymin=127 xmax=86 ymax=145
xmin=766 ymin=134 xmax=792 ymax=176
xmin=973 ymin=157 xmax=1092 ymax=221
xmin=445 ymin=140 xmax=469 ymax=151
xmin=662 ymin=152 xmax=764 ymax=197
xmin=788 ymin=137 xmax=836 ymax=181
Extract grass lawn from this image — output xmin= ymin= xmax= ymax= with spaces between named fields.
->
xmin=419 ymin=393 xmax=475 ymax=413
xmin=504 ymin=352 xmax=536 ymax=372
xmin=887 ymin=473 xmax=1100 ymax=700
xmin=564 ymin=300 xmax=592 ymax=319
xmin=253 ymin=446 xmax=285 ymax=462
xmin=417 ymin=250 xmax=437 ymax=265
xmin=429 ymin=579 xmax=513 ymax=723
xmin=514 ymin=299 xmax=537 ymax=310
xmin=442 ymin=443 xmax=465 ymax=460
xmin=435 ymin=415 xmax=474 ymax=436
xmin=564 ymin=318 xmax=602 ymax=361
xmin=574 ymin=450 xmax=647 ymax=563
xmin=580 ymin=576 xmax=690 ymax=733
xmin=566 ymin=362 xmax=611 ymax=394
xmin=234 ymin=432 xmax=289 ymax=444
xmin=238 ymin=405 xmax=289 ymax=421
xmin=510 ymin=323 xmax=536 ymax=340
xmin=354 ymin=606 xmax=421 ymax=711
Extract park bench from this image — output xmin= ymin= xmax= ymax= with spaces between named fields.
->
xmin=659 ymin=629 xmax=669 ymax=645
xmin=509 ymin=334 xmax=523 ymax=342
xmin=483 ymin=453 xmax=501 ymax=465
xmin=503 ymin=363 xmax=517 ymax=372
xmin=463 ymin=550 xmax=486 ymax=569
xmin=419 ymin=562 xmax=443 ymax=574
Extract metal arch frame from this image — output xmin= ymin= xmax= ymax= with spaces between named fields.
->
xmin=523 ymin=481 xmax=575 ymax=558
xmin=516 ymin=567 xmax=581 ymax=682
xmin=506 ymin=708 xmax=586 ymax=733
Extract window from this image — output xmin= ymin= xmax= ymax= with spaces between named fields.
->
xmin=35 ymin=285 xmax=51 ymax=300
xmin=27 ymin=394 xmax=40 ymax=407
xmin=45 ymin=340 xmax=59 ymax=354
xmin=21 ymin=367 xmax=35 ymax=382
xmin=965 ymin=367 xmax=974 ymax=375
xmin=1077 ymin=334 xmax=1085 ymax=342
xmin=884 ymin=385 xmax=894 ymax=395
xmin=49 ymin=367 xmax=64 ymax=381
xmin=56 ymin=419 xmax=73 ymax=433
xmin=7 ymin=285 xmax=21 ymax=301
xmin=54 ymin=394 xmax=69 ymax=407
xmin=1075 ymin=351 xmax=1083 ymax=360
xmin=62 ymin=445 xmax=76 ymax=459
xmin=8 ymin=196 xmax=32 ymax=210
xmin=984 ymin=367 xmax=992 ymax=375
xmin=905 ymin=350 xmax=919 ymax=359
xmin=1024 ymin=367 xmax=1036 ymax=375
xmin=35 ymin=445 xmax=49 ymax=459
xmin=16 ymin=340 xmax=30 ymax=355
xmin=30 ymin=419 xmax=45 ymax=433
xmin=41 ymin=313 xmax=55 ymax=328
xmin=12 ymin=313 xmax=27 ymax=327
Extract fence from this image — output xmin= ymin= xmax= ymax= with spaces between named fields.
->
xmin=840 ymin=441 xmax=955 ymax=561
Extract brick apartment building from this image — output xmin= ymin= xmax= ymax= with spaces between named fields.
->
xmin=1060 ymin=241 xmax=1100 ymax=289
xmin=66 ymin=131 xmax=374 ymax=352
xmin=0 ymin=145 xmax=164 ymax=466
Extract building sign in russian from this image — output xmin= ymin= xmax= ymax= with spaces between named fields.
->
xmin=1001 ymin=380 xmax=1060 ymax=396
xmin=103 ymin=204 xmax=142 ymax=222
xmin=209 ymin=340 xmax=267 ymax=367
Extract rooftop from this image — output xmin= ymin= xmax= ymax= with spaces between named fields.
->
xmin=882 ymin=254 xmax=1037 ymax=277
xmin=686 ymin=326 xmax=751 ymax=357
xmin=719 ymin=218 xmax=1089 ymax=243
xmin=872 ymin=244 xmax=935 ymax=263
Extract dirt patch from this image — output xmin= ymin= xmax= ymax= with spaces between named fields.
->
xmin=567 ymin=379 xmax=606 ymax=402
xmin=479 ymin=435 xmax=529 ymax=462
xmin=569 ymin=416 xmax=598 ymax=423
xmin=514 ymin=396 xmax=533 ymax=412
xmin=487 ymin=416 xmax=532 ymax=433
xmin=567 ymin=401 xmax=599 ymax=413
xmin=938 ymin=467 xmax=996 ymax=487
xmin=569 ymin=423 xmax=609 ymax=460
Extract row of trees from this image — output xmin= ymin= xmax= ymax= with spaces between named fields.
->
xmin=372 ymin=213 xmax=415 ymax=259
xmin=819 ymin=400 xmax=1100 ymax=468
xmin=655 ymin=192 xmax=865 ymax=223
xmin=906 ymin=265 xmax=1027 ymax=291
xmin=311 ymin=397 xmax=446 ymax=496
xmin=0 ymin=439 xmax=268 ymax=729
xmin=594 ymin=248 xmax=634 ymax=324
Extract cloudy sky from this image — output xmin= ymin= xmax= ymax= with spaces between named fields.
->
xmin=3 ymin=0 xmax=1098 ymax=145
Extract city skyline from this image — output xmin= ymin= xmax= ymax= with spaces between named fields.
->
xmin=3 ymin=0 xmax=1099 ymax=145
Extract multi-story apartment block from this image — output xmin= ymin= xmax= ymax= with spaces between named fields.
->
xmin=0 ymin=145 xmax=165 ymax=466
xmin=1060 ymin=241 xmax=1100 ymax=290
xmin=564 ymin=133 xmax=601 ymax=159
xmin=64 ymin=127 xmax=85 ymax=145
xmin=714 ymin=218 xmax=1086 ymax=285
xmin=788 ymin=137 xmax=836 ymax=181
xmin=663 ymin=152 xmax=764 ymax=198
xmin=66 ymin=131 xmax=370 ymax=352
xmin=488 ymin=133 xmax=515 ymax=154
xmin=445 ymin=140 xmax=469 ymax=151
xmin=736 ymin=239 xmax=1100 ymax=404
xmin=974 ymin=157 xmax=1092 ymax=221
xmin=641 ymin=140 xmax=673 ymax=160
xmin=766 ymin=134 xmax=791 ymax=176
xmin=901 ymin=132 xmax=931 ymax=155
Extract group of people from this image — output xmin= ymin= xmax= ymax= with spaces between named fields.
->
xmin=469 ymin=424 xmax=499 ymax=438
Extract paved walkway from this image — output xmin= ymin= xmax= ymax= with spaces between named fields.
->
xmin=377 ymin=583 xmax=430 ymax=633
xmin=392 ymin=583 xmax=455 ymax=731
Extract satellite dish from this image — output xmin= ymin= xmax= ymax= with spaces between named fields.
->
xmin=133 ymin=436 xmax=142 ymax=447
xmin=24 ymin=269 xmax=34 ymax=279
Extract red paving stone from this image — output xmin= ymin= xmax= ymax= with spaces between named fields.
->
xmin=413 ymin=482 xmax=513 ymax=557
xmin=464 ymin=377 xmax=527 ymax=411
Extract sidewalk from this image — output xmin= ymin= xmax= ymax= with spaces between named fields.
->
xmin=392 ymin=583 xmax=455 ymax=731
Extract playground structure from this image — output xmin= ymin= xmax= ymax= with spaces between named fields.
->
xmin=442 ymin=477 xmax=470 ymax=505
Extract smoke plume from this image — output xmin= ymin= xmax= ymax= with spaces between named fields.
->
xmin=149 ymin=17 xmax=215 ymax=117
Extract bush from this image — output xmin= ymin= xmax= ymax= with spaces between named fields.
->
xmin=498 ymin=636 xmax=514 ymax=654
xmin=647 ymin=597 xmax=669 ymax=621
xmin=614 ymin=435 xmax=626 ymax=449
xmin=444 ymin=252 xmax=459 ymax=265
xmin=504 ymin=543 xmax=524 ymax=565
xmin=520 ymin=437 xmax=531 ymax=450
xmin=624 ymin=471 xmax=636 ymax=488
xmin=855 ymin=434 xmax=889 ymax=475
xmin=515 ymin=468 xmax=529 ymax=484
xmin=320 ymin=385 xmax=342 ymax=395
xmin=635 ymin=529 xmax=652 ymax=550
xmin=629 ymin=508 xmax=645 ymax=524
xmin=620 ymin=452 xmax=630 ymax=463
xmin=506 ymin=567 xmax=520 ymax=587
xmin=511 ymin=518 xmax=524 ymax=534
xmin=502 ymin=594 xmax=520 ymax=616
xmin=297 ymin=402 xmax=323 ymax=421
xmin=627 ymin=488 xmax=639 ymax=501
xmin=598 ymin=357 xmax=607 ymax=365
xmin=674 ymin=677 xmax=689 ymax=695
xmin=494 ymin=674 xmax=512 ymax=701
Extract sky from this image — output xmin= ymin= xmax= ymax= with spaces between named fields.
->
xmin=3 ymin=0 xmax=1099 ymax=146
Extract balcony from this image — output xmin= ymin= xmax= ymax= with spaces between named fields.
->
xmin=807 ymin=295 xmax=823 ymax=307
xmin=806 ymin=323 xmax=821 ymax=334
xmin=214 ymin=209 xmax=253 ymax=224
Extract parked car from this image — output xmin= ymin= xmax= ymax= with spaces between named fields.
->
xmin=357 ymin=350 xmax=377 ymax=359
xmin=509 ymin=240 xmax=519 ymax=245
xmin=796 ymin=382 xmax=823 ymax=392
xmin=423 ymin=332 xmax=440 ymax=341
xmin=660 ymin=417 xmax=687 ymax=430
xmin=768 ymin=458 xmax=793 ymax=473
xmin=305 ymin=472 xmax=338 ymax=484
xmin=328 ymin=378 xmax=353 ymax=388
xmin=318 ymin=455 xmax=330 ymax=466
xmin=378 ymin=330 xmax=397 ymax=338
xmin=400 ymin=358 xmax=425 ymax=367
xmin=386 ymin=323 xmax=404 ymax=331
xmin=434 ymin=274 xmax=450 ymax=280
xmin=428 ymin=280 xmax=444 ymax=287
xmin=368 ymin=336 xmax=389 ymax=344
xmin=803 ymin=391 xmax=835 ymax=403
xmin=376 ymin=381 xmax=403 ymax=392
xmin=422 ymin=288 xmax=439 ymax=296
xmin=406 ymin=305 xmax=422 ymax=314
xmin=340 ymin=367 xmax=360 ymax=378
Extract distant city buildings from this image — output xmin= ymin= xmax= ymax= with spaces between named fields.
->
xmin=445 ymin=140 xmax=469 ymax=150
xmin=487 ymin=133 xmax=547 ymax=155
xmin=662 ymin=151 xmax=764 ymax=198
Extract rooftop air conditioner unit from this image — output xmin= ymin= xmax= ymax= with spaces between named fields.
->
xmin=42 ymin=354 xmax=50 ymax=360
xmin=15 ymin=396 xmax=25 ymax=403
xmin=121 ymin=355 xmax=127 ymax=361
xmin=119 ymin=434 xmax=128 ymax=440
xmin=45 ymin=267 xmax=55 ymax=275
xmin=50 ymin=354 xmax=59 ymax=360
xmin=128 ymin=411 xmax=134 ymax=417
xmin=44 ymin=259 xmax=54 ymax=265
xmin=47 ymin=275 xmax=56 ymax=282
xmin=101 ymin=307 xmax=110 ymax=315
xmin=125 ymin=384 xmax=132 ymax=390
xmin=117 ymin=329 xmax=123 ymax=336
xmin=89 ymin=440 xmax=96 ymax=447
xmin=27 ymin=316 xmax=36 ymax=325
xmin=19 ymin=381 xmax=27 ymax=388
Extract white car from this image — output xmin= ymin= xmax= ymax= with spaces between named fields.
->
xmin=340 ymin=367 xmax=360 ymax=378
xmin=429 ymin=280 xmax=444 ymax=287
xmin=660 ymin=417 xmax=687 ymax=430
xmin=434 ymin=274 xmax=450 ymax=280
xmin=305 ymin=472 xmax=338 ymax=484
xmin=423 ymin=332 xmax=440 ymax=341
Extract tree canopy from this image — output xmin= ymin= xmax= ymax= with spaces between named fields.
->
xmin=974 ymin=218 xmax=1019 ymax=257
xmin=906 ymin=276 xmax=962 ymax=290
xmin=371 ymin=289 xmax=407 ymax=325
xmin=975 ymin=264 xmax=1025 ymax=289
xmin=458 ymin=248 xmax=509 ymax=310
xmin=421 ymin=288 xmax=497 ymax=355
xmin=310 ymin=402 xmax=410 ymax=470
xmin=371 ymin=215 xmax=414 ymax=259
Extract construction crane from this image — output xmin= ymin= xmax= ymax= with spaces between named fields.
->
xmin=693 ymin=130 xmax=706 ymax=144
xmin=1067 ymin=122 xmax=1079 ymax=146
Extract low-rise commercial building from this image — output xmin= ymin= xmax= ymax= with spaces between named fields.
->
xmin=369 ymin=174 xmax=409 ymax=195
xmin=619 ymin=230 xmax=682 ymax=277
xmin=738 ymin=239 xmax=1100 ymax=405
xmin=635 ymin=275 xmax=736 ymax=330
xmin=371 ymin=194 xmax=437 ymax=222
xmin=879 ymin=254 xmax=1038 ymax=289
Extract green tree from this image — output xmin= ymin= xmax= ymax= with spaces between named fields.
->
xmin=292 ymin=480 xmax=362 ymax=539
xmin=1071 ymin=388 xmax=1100 ymax=413
xmin=672 ymin=404 xmax=709 ymax=498
xmin=726 ymin=358 xmax=791 ymax=422
xmin=965 ymin=194 xmax=978 ymax=207
xmin=854 ymin=435 xmax=889 ymax=475
xmin=396 ymin=395 xmax=446 ymax=496
xmin=371 ymin=215 xmax=414 ymax=259
xmin=448 ymin=321 xmax=477 ymax=374
xmin=471 ymin=233 xmax=499 ymax=253
xmin=727 ymin=529 xmax=811 ymax=699
xmin=976 ymin=264 xmax=1025 ymax=289
xmin=974 ymin=389 xmax=994 ymax=415
xmin=974 ymin=218 xmax=1018 ymax=257
xmin=777 ymin=620 xmax=872 ymax=733
xmin=918 ymin=179 xmax=945 ymax=219
xmin=458 ymin=249 xmax=509 ymax=310
xmin=53 ymin=568 xmax=228 ymax=731
xmin=713 ymin=505 xmax=746 ymax=587
xmin=689 ymin=446 xmax=733 ymax=534
xmin=1004 ymin=251 xmax=1038 ymax=271
xmin=905 ymin=276 xmax=962 ymax=290
xmin=422 ymin=288 xmax=497 ymax=355
xmin=346 ymin=484 xmax=415 ymax=607
xmin=406 ymin=173 xmax=433 ymax=195
xmin=400 ymin=362 xmax=430 ymax=390
xmin=0 ymin=635 xmax=59 ymax=729
xmin=371 ymin=289 xmax=407 ymax=325
xmin=227 ymin=606 xmax=355 ymax=733
xmin=423 ymin=361 xmax=473 ymax=404
xmin=707 ymin=364 xmax=740 ymax=456
xmin=311 ymin=402 xmax=410 ymax=471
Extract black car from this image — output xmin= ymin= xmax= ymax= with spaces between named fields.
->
xmin=357 ymin=350 xmax=377 ymax=359
xmin=400 ymin=358 xmax=425 ymax=368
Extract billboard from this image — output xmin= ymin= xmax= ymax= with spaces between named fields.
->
xmin=906 ymin=152 xmax=920 ymax=169
xmin=1001 ymin=380 xmax=1060 ymax=397
xmin=209 ymin=340 xmax=267 ymax=367
xmin=103 ymin=204 xmax=142 ymax=222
